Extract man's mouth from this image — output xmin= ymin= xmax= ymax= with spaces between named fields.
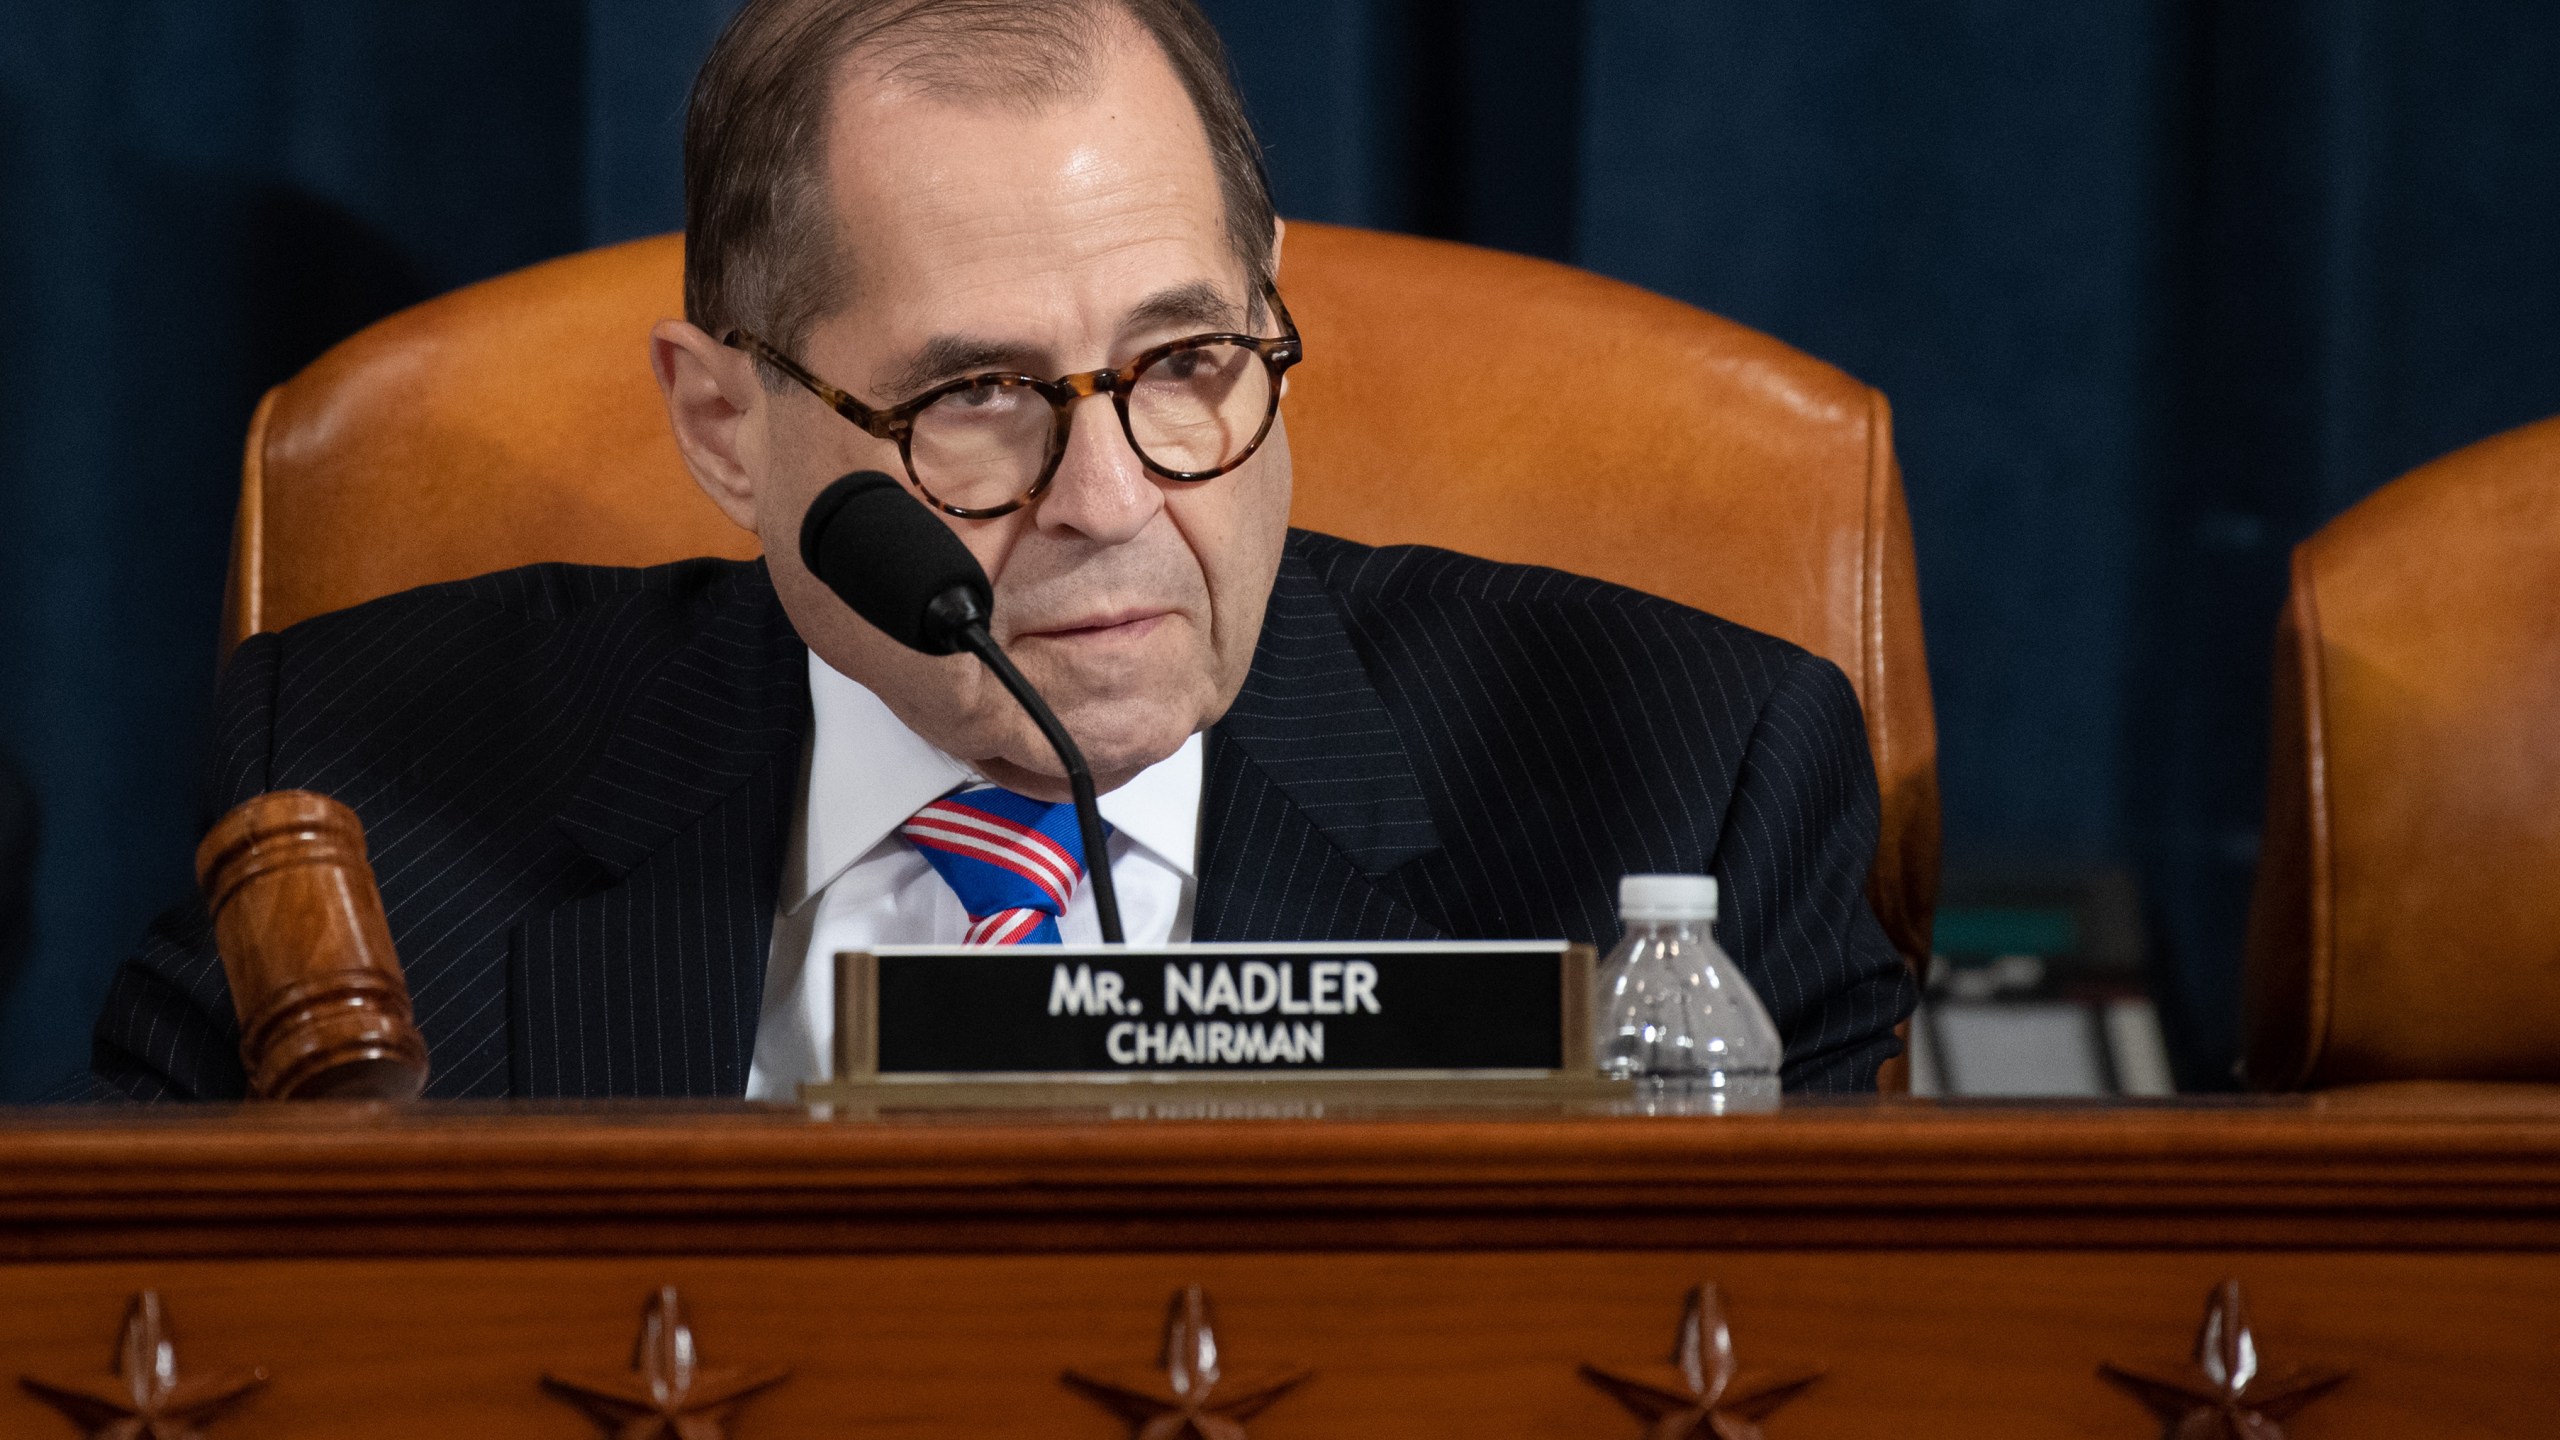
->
xmin=1014 ymin=608 xmax=1173 ymax=644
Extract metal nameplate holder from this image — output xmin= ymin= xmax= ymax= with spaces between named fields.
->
xmin=800 ymin=940 xmax=1620 ymax=1106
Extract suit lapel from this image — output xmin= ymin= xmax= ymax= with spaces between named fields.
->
xmin=512 ymin=563 xmax=810 ymax=1098
xmin=1197 ymin=540 xmax=1443 ymax=942
xmin=508 ymin=541 xmax=1436 ymax=1091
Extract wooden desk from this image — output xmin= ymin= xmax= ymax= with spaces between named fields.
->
xmin=2 ymin=1090 xmax=2554 ymax=1436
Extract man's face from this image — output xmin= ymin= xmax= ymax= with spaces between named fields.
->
xmin=700 ymin=33 xmax=1291 ymax=799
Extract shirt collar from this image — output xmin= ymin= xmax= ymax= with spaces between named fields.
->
xmin=787 ymin=651 xmax=1202 ymax=912
xmin=1097 ymin=728 xmax=1202 ymax=878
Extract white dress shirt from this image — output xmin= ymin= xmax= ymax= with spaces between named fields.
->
xmin=743 ymin=652 xmax=1201 ymax=1099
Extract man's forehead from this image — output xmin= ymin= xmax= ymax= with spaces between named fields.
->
xmin=816 ymin=26 xmax=1232 ymax=313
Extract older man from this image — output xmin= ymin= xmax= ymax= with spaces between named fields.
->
xmin=84 ymin=0 xmax=1913 ymax=1100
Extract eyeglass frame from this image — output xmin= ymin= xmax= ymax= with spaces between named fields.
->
xmin=724 ymin=281 xmax=1302 ymax=520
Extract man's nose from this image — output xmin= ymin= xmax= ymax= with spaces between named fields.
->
xmin=1033 ymin=392 xmax=1162 ymax=545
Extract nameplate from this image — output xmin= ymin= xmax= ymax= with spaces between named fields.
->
xmin=809 ymin=941 xmax=1594 ymax=1090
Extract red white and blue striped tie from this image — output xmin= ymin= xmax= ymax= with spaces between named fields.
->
xmin=900 ymin=786 xmax=1106 ymax=945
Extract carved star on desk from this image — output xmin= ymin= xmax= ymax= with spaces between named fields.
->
xmin=2101 ymin=1279 xmax=2348 ymax=1440
xmin=19 ymin=1290 xmax=267 ymax=1440
xmin=1580 ymin=1283 xmax=1821 ymax=1440
xmin=542 ymin=1286 xmax=789 ymax=1440
xmin=1062 ymin=1285 xmax=1311 ymax=1440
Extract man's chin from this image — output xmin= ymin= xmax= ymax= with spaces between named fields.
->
xmin=1064 ymin=722 xmax=1197 ymax=786
xmin=1025 ymin=692 xmax=1202 ymax=787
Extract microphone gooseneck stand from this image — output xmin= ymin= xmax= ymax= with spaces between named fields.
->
xmin=803 ymin=471 xmax=1127 ymax=943
xmin=923 ymin=590 xmax=1125 ymax=944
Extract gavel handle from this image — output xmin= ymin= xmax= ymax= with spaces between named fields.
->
xmin=197 ymin=790 xmax=429 ymax=1101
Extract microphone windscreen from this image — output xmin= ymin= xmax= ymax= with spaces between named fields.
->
xmin=798 ymin=471 xmax=994 ymax=655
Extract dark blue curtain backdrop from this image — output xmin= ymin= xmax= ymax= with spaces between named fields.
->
xmin=2 ymin=2 xmax=2555 ymax=1095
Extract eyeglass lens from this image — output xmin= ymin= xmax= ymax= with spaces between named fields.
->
xmin=905 ymin=340 xmax=1276 ymax=512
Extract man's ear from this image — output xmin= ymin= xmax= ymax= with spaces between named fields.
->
xmin=651 ymin=319 xmax=767 ymax=535
xmin=1267 ymin=217 xmax=1289 ymax=397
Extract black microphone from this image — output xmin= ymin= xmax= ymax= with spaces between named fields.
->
xmin=799 ymin=471 xmax=1125 ymax=943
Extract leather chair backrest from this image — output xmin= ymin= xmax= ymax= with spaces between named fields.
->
xmin=231 ymin=222 xmax=1940 ymax=973
xmin=2246 ymin=414 xmax=2560 ymax=1086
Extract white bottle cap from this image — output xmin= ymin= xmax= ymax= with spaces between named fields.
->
xmin=1618 ymin=873 xmax=1718 ymax=924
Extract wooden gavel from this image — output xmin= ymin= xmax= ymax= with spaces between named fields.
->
xmin=196 ymin=790 xmax=429 ymax=1100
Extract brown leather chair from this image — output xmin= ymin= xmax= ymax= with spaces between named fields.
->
xmin=2246 ymin=414 xmax=2560 ymax=1090
xmin=230 ymin=222 xmax=1940 ymax=985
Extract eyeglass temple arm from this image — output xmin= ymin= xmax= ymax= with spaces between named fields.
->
xmin=727 ymin=329 xmax=893 ymax=434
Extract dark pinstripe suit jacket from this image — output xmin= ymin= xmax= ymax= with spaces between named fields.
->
xmin=83 ymin=530 xmax=1914 ymax=1100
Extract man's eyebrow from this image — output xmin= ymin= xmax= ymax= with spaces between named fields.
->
xmin=1121 ymin=281 xmax=1244 ymax=337
xmin=877 ymin=283 xmax=1249 ymax=401
xmin=878 ymin=335 xmax=1041 ymax=403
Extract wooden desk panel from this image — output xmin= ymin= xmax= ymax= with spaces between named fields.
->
xmin=1 ymin=1094 xmax=2554 ymax=1437
xmin=0 ymin=1250 xmax=2552 ymax=1438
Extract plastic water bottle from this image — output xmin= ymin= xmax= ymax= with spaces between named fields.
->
xmin=1592 ymin=874 xmax=1782 ymax=1113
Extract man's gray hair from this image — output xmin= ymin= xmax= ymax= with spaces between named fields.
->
xmin=682 ymin=0 xmax=1277 ymax=378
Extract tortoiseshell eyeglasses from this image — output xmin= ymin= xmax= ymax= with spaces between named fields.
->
xmin=727 ymin=282 xmax=1302 ymax=520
